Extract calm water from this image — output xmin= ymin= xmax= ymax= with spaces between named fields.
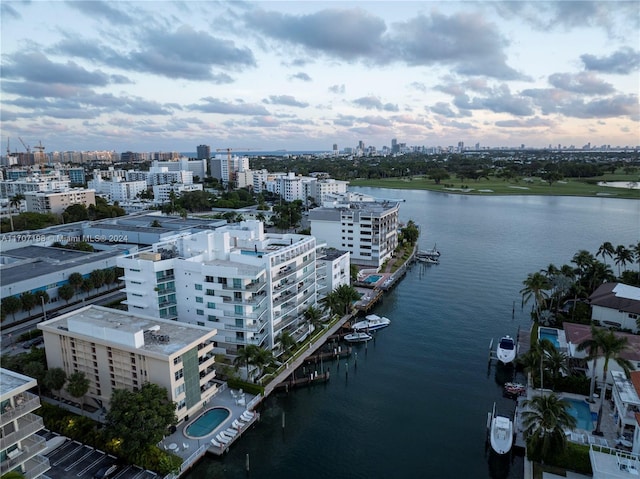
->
xmin=185 ymin=189 xmax=639 ymax=479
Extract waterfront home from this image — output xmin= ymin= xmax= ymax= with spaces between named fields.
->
xmin=589 ymin=283 xmax=640 ymax=333
xmin=610 ymin=370 xmax=640 ymax=454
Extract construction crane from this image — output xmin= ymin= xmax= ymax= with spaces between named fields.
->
xmin=33 ymin=141 xmax=46 ymax=170
xmin=18 ymin=137 xmax=30 ymax=155
xmin=215 ymin=147 xmax=253 ymax=188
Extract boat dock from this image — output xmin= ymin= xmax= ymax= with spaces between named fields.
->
xmin=274 ymin=370 xmax=330 ymax=392
xmin=304 ymin=346 xmax=351 ymax=364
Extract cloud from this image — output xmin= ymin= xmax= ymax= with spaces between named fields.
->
xmin=329 ymin=84 xmax=346 ymax=94
xmin=522 ymin=88 xmax=639 ymax=119
xmin=390 ymin=12 xmax=522 ymax=79
xmin=353 ymin=96 xmax=399 ymax=112
xmin=243 ymin=8 xmax=387 ymax=60
xmin=429 ymin=102 xmax=471 ymax=118
xmin=453 ymin=85 xmax=534 ymax=116
xmin=290 ymin=72 xmax=312 ymax=82
xmin=189 ymin=97 xmax=271 ymax=115
xmin=264 ymin=95 xmax=309 ymax=108
xmin=3 ymin=52 xmax=112 ymax=86
xmin=1 ymin=2 xmax=21 ymax=20
xmin=409 ymin=82 xmax=426 ymax=92
xmin=548 ymin=72 xmax=614 ymax=95
xmin=581 ymin=48 xmax=640 ymax=74
xmin=67 ymin=0 xmax=134 ymax=25
xmin=495 ymin=117 xmax=554 ymax=128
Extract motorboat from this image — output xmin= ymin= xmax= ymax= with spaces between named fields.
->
xmin=503 ymin=382 xmax=526 ymax=399
xmin=417 ymin=256 xmax=439 ymax=264
xmin=344 ymin=332 xmax=373 ymax=343
xmin=352 ymin=314 xmax=391 ymax=331
xmin=488 ymin=403 xmax=513 ymax=455
xmin=496 ymin=335 xmax=516 ymax=364
xmin=417 ymin=244 xmax=440 ymax=259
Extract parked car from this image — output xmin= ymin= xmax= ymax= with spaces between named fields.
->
xmin=22 ymin=337 xmax=44 ymax=349
xmin=93 ymin=464 xmax=119 ymax=479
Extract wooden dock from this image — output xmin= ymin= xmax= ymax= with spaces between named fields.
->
xmin=274 ymin=370 xmax=330 ymax=392
xmin=304 ymin=346 xmax=351 ymax=364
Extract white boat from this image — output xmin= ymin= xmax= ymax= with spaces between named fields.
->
xmin=344 ymin=332 xmax=373 ymax=343
xmin=352 ymin=314 xmax=391 ymax=331
xmin=488 ymin=403 xmax=513 ymax=455
xmin=496 ymin=335 xmax=516 ymax=364
xmin=417 ymin=244 xmax=440 ymax=258
xmin=417 ymin=256 xmax=439 ymax=264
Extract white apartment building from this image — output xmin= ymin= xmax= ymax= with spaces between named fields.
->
xmin=38 ymin=305 xmax=218 ymax=424
xmin=315 ymin=247 xmax=350 ymax=301
xmin=209 ymin=156 xmax=249 ymax=185
xmin=308 ymin=179 xmax=349 ymax=204
xmin=87 ymin=176 xmax=147 ymax=203
xmin=118 ymin=221 xmax=319 ymax=362
xmin=153 ymin=158 xmax=207 ymax=180
xmin=308 ymin=195 xmax=399 ymax=269
xmin=92 ymin=168 xmax=126 ymax=181
xmin=153 ymin=183 xmax=203 ymax=204
xmin=24 ymin=189 xmax=96 ymax=214
xmin=0 ymin=368 xmax=50 ymax=479
xmin=1 ymin=175 xmax=71 ymax=199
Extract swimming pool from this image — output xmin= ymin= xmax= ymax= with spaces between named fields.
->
xmin=563 ymin=398 xmax=597 ymax=430
xmin=184 ymin=407 xmax=231 ymax=438
xmin=363 ymin=274 xmax=382 ymax=284
xmin=539 ymin=327 xmax=561 ymax=349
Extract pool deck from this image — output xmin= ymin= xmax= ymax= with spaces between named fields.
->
xmin=158 ymin=384 xmax=260 ymax=472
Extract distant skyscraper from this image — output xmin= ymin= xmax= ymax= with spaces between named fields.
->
xmin=391 ymin=138 xmax=399 ymax=154
xmin=358 ymin=140 xmax=365 ymax=151
xmin=197 ymin=144 xmax=211 ymax=159
xmin=457 ymin=141 xmax=464 ymax=152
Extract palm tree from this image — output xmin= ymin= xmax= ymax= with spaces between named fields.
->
xmin=596 ymin=241 xmax=615 ymax=266
xmin=278 ymin=332 xmax=297 ymax=358
xmin=592 ymin=329 xmax=633 ymax=434
xmin=521 ymin=392 xmax=577 ymax=463
xmin=252 ymin=347 xmax=276 ymax=378
xmin=304 ymin=305 xmax=324 ymax=330
xmin=66 ymin=371 xmax=90 ymax=412
xmin=571 ymin=250 xmax=595 ymax=284
xmin=233 ymin=345 xmax=256 ymax=381
xmin=614 ymin=244 xmax=634 ymax=277
xmin=630 ymin=242 xmax=640 ymax=274
xmin=544 ymin=347 xmax=570 ymax=391
xmin=334 ymin=284 xmax=360 ymax=316
xmin=8 ymin=193 xmax=25 ymax=232
xmin=520 ymin=272 xmax=551 ymax=321
xmin=321 ymin=290 xmax=342 ymax=318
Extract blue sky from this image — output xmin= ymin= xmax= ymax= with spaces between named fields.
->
xmin=1 ymin=1 xmax=639 ymax=153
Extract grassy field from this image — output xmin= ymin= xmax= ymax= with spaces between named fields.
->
xmin=349 ymin=174 xmax=640 ymax=199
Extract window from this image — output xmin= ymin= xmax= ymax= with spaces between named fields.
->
xmin=197 ymin=309 xmax=204 ymax=316
xmin=208 ymin=315 xmax=218 ymax=322
xmin=174 ymin=369 xmax=184 ymax=380
xmin=195 ymin=284 xmax=203 ymax=291
xmin=207 ymin=302 xmax=216 ymax=309
xmin=196 ymin=296 xmax=203 ymax=303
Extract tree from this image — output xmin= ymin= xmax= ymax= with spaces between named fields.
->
xmin=8 ymin=193 xmax=25 ymax=232
xmin=66 ymin=371 xmax=90 ymax=412
xmin=234 ymin=345 xmax=257 ymax=380
xmin=252 ymin=347 xmax=276 ymax=378
xmin=596 ymin=241 xmax=615 ymax=266
xmin=24 ymin=361 xmax=46 ymax=395
xmin=304 ymin=305 xmax=324 ymax=330
xmin=334 ymin=284 xmax=360 ymax=315
xmin=427 ymin=169 xmax=450 ymax=185
xmin=544 ymin=347 xmax=570 ymax=391
xmin=614 ymin=244 xmax=633 ymax=276
xmin=58 ymin=284 xmax=75 ymax=304
xmin=105 ymin=383 xmax=177 ymax=464
xmin=68 ymin=272 xmax=84 ymax=291
xmin=43 ymin=367 xmax=67 ymax=399
xmin=520 ymin=272 xmax=551 ymax=322
xmin=278 ymin=332 xmax=297 ymax=358
xmin=521 ymin=393 xmax=577 ymax=463
xmin=63 ymin=203 xmax=89 ymax=223
xmin=401 ymin=220 xmax=419 ymax=245
xmin=2 ymin=296 xmax=22 ymax=321
xmin=103 ymin=268 xmax=116 ymax=286
xmin=81 ymin=279 xmax=94 ymax=295
xmin=20 ymin=291 xmax=36 ymax=315
xmin=90 ymin=269 xmax=105 ymax=291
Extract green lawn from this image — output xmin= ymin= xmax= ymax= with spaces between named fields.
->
xmin=349 ymin=174 xmax=640 ymax=199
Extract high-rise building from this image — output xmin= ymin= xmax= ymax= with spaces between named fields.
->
xmin=197 ymin=144 xmax=211 ymax=160
xmin=0 ymin=368 xmax=50 ymax=478
xmin=391 ymin=139 xmax=399 ymax=154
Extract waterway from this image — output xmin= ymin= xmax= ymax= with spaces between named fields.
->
xmin=185 ymin=188 xmax=639 ymax=479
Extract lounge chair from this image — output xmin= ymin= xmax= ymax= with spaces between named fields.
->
xmin=216 ymin=434 xmax=230 ymax=444
xmin=211 ymin=438 xmax=222 ymax=448
xmin=241 ymin=411 xmax=255 ymax=421
xmin=225 ymin=428 xmax=238 ymax=437
xmin=183 ymin=442 xmax=189 ymax=449
xmin=232 ymin=419 xmax=245 ymax=429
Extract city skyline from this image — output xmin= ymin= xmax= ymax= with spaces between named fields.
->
xmin=1 ymin=1 xmax=639 ymax=153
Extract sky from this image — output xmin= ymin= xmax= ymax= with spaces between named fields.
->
xmin=1 ymin=1 xmax=639 ymax=153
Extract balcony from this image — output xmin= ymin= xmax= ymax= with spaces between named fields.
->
xmin=0 ymin=434 xmax=46 ymax=475
xmin=22 ymin=454 xmax=50 ymax=479
xmin=221 ymin=281 xmax=266 ymax=293
xmin=225 ymin=319 xmax=267 ymax=333
xmin=0 ymin=414 xmax=44 ymax=450
xmin=156 ymin=274 xmax=175 ymax=283
xmin=0 ymin=393 xmax=40 ymax=427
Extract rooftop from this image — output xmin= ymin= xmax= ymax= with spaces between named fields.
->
xmin=0 ymin=368 xmax=37 ymax=399
xmin=38 ymin=305 xmax=216 ymax=357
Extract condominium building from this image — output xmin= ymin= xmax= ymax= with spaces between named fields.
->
xmin=38 ymin=305 xmax=218 ymax=424
xmin=0 ymin=368 xmax=50 ymax=479
xmin=118 ymin=221 xmax=320 ymax=362
xmin=0 ymin=175 xmax=71 ymax=199
xmin=87 ymin=176 xmax=147 ymax=203
xmin=24 ymin=189 xmax=96 ymax=214
xmin=153 ymin=183 xmax=202 ymax=205
xmin=308 ymin=194 xmax=399 ymax=269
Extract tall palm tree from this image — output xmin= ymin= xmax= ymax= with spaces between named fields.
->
xmin=544 ymin=347 xmax=570 ymax=391
xmin=334 ymin=284 xmax=360 ymax=316
xmin=278 ymin=331 xmax=297 ymax=358
xmin=577 ymin=326 xmax=606 ymax=403
xmin=521 ymin=393 xmax=577 ymax=463
xmin=303 ymin=305 xmax=324 ymax=330
xmin=571 ymin=250 xmax=595 ymax=284
xmin=630 ymin=242 xmax=640 ymax=274
xmin=252 ymin=347 xmax=275 ymax=378
xmin=8 ymin=193 xmax=25 ymax=232
xmin=614 ymin=244 xmax=634 ymax=277
xmin=233 ymin=345 xmax=257 ymax=381
xmin=596 ymin=241 xmax=615 ymax=266
xmin=592 ymin=329 xmax=633 ymax=434
xmin=520 ymin=272 xmax=551 ymax=321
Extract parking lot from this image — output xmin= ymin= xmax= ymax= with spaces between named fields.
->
xmin=40 ymin=431 xmax=161 ymax=479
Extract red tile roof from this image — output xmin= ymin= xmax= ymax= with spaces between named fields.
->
xmin=563 ymin=322 xmax=640 ymax=362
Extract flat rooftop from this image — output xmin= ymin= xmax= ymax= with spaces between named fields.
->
xmin=0 ymin=368 xmax=37 ymax=398
xmin=1 ymin=245 xmax=124 ymax=286
xmin=39 ymin=305 xmax=214 ymax=356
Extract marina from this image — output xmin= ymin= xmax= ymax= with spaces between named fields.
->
xmin=182 ymin=188 xmax=638 ymax=479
